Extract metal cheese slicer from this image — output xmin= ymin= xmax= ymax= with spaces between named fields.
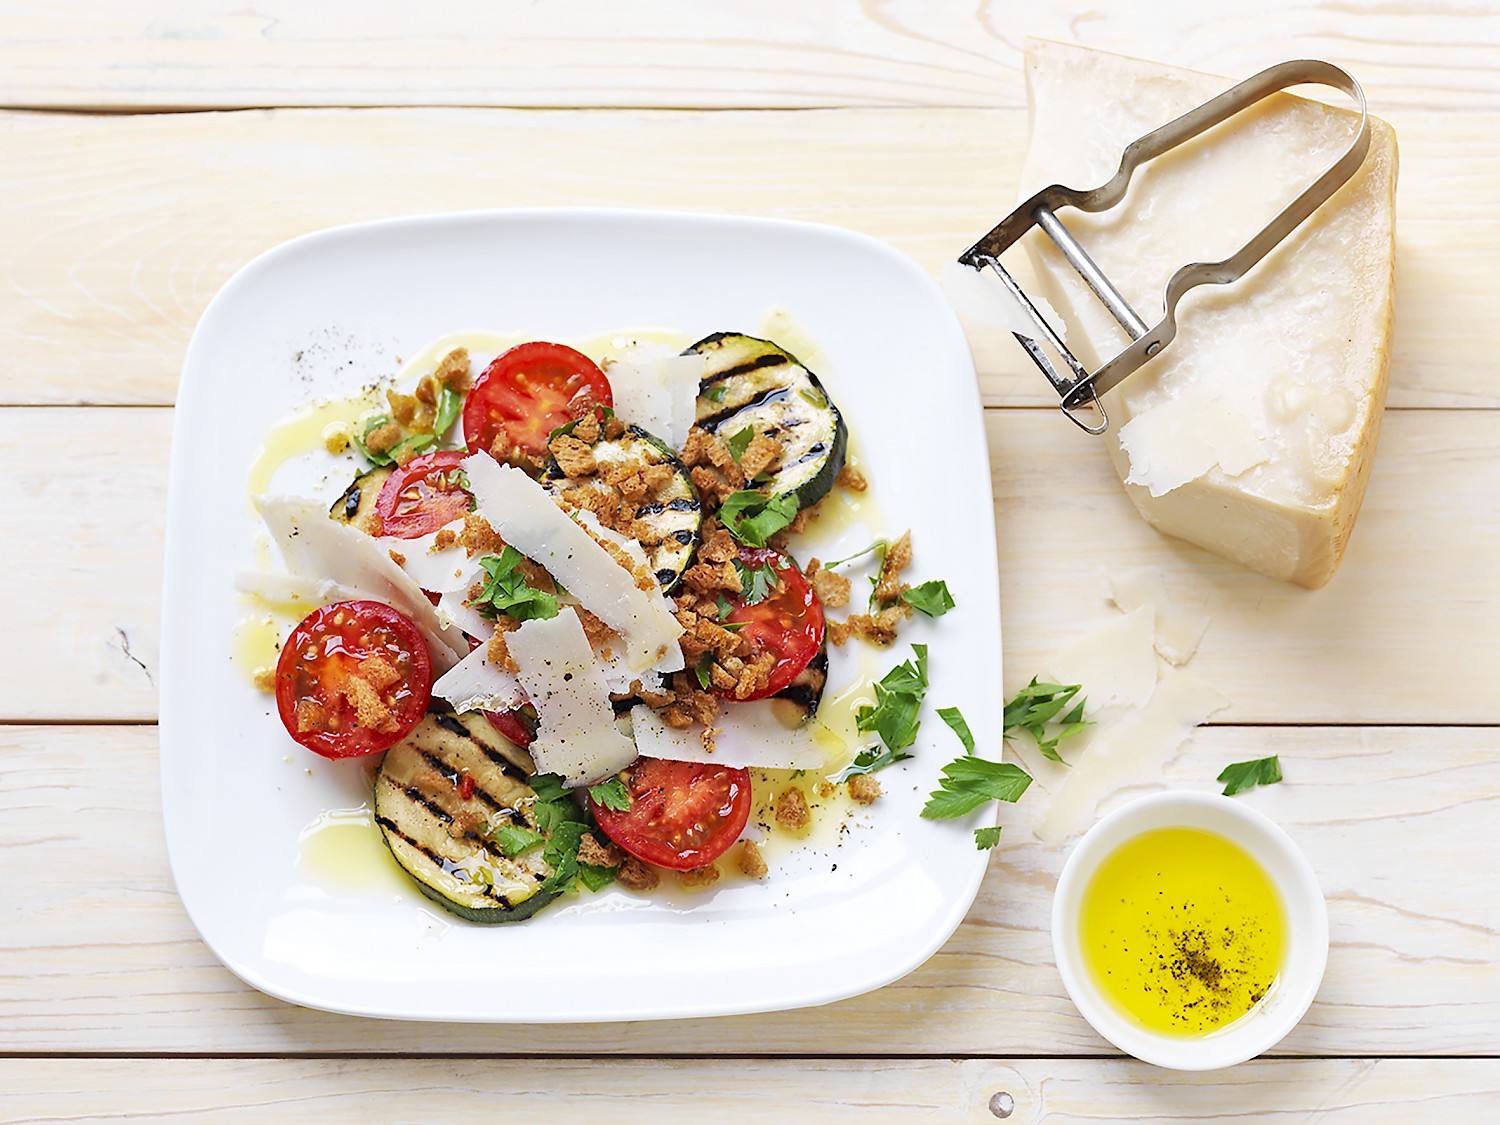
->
xmin=957 ymin=59 xmax=1370 ymax=434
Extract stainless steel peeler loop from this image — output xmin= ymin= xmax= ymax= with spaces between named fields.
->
xmin=958 ymin=59 xmax=1371 ymax=434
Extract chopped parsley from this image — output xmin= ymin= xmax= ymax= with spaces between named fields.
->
xmin=936 ymin=705 xmax=975 ymax=753
xmin=587 ymin=777 xmax=633 ymax=812
xmin=1003 ymin=677 xmax=1090 ymax=764
xmin=352 ymin=413 xmax=397 ymax=466
xmin=693 ymin=652 xmax=715 ymax=690
xmin=703 ymin=383 xmax=728 ymax=404
xmin=1218 ymin=755 xmax=1283 ymax=796
xmin=527 ymin=773 xmax=616 ymax=895
xmin=433 ymin=384 xmax=464 ymax=441
xmin=489 ymin=822 xmax=545 ymax=857
xmin=734 ymin=557 xmax=779 ymax=605
xmin=921 ymin=755 xmax=1033 ymax=821
xmin=724 ymin=426 xmax=755 ymax=462
xmin=821 ymin=539 xmax=888 ymax=571
xmin=901 ymin=579 xmax=955 ymax=618
xmin=471 ymin=546 xmax=561 ymax=622
xmin=719 ymin=489 xmax=799 ymax=548
xmin=853 ymin=644 xmax=928 ymax=754
xmin=973 ymin=826 xmax=1003 ymax=850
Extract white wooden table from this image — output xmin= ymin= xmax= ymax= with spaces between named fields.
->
xmin=3 ymin=2 xmax=1498 ymax=1120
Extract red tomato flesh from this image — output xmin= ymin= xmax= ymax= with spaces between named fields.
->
xmin=715 ymin=547 xmax=825 ymax=701
xmin=373 ymin=449 xmax=474 ymax=539
xmin=592 ymin=757 xmax=752 ymax=871
xmin=274 ymin=600 xmax=432 ymax=759
xmin=463 ymin=341 xmax=612 ymax=460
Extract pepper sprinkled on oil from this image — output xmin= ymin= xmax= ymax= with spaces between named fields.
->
xmin=1079 ymin=826 xmax=1286 ymax=1035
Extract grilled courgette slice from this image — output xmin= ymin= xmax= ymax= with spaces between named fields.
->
xmin=374 ymin=709 xmax=559 ymax=924
xmin=689 ymin=332 xmax=848 ymax=511
xmin=543 ymin=424 xmax=701 ymax=592
xmin=329 ymin=465 xmax=393 ymax=535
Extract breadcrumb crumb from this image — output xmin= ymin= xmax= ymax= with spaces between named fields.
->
xmin=847 ymin=774 xmax=882 ymax=805
xmin=737 ymin=840 xmax=768 ymax=879
xmin=775 ymin=786 xmax=810 ymax=831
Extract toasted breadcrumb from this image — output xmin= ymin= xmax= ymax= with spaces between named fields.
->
xmin=847 ymin=774 xmax=882 ymax=805
xmin=839 ymin=603 xmax=912 ymax=646
xmin=387 ymin=549 xmax=407 ymax=568
xmin=549 ymin=433 xmax=598 ymax=478
xmin=616 ymin=856 xmax=660 ymax=890
xmin=737 ymin=840 xmax=769 ymax=879
xmin=577 ymin=834 xmax=625 ymax=869
xmin=836 ymin=464 xmax=868 ymax=491
xmin=364 ymin=421 xmax=403 ymax=455
xmin=677 ymin=864 xmax=721 ymax=888
xmin=433 ymin=528 xmax=458 ymax=552
xmin=571 ymin=410 xmax=602 ymax=445
xmin=486 ymin=622 xmax=519 ymax=672
xmin=873 ymin=530 xmax=913 ymax=605
xmin=459 ymin=514 xmax=508 ymax=557
xmin=739 ymin=432 xmax=784 ymax=480
xmin=252 ymin=667 xmax=276 ymax=693
xmin=338 ymin=673 xmax=399 ymax=734
xmin=775 ymin=786 xmax=810 ymax=831
xmin=809 ymin=563 xmax=851 ymax=608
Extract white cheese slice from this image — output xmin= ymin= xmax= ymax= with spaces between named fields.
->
xmin=1044 ymin=606 xmax=1157 ymax=712
xmin=435 ymin=587 xmax=493 ymax=641
xmin=1104 ymin=567 xmax=1211 ymax=666
xmin=603 ymin=345 xmax=704 ymax=451
xmin=1018 ymin=40 xmax=1397 ymax=588
xmin=233 ymin=570 xmax=361 ymax=613
xmin=377 ymin=520 xmax=482 ymax=594
xmin=1030 ymin=667 xmax=1230 ymax=843
xmin=630 ymin=703 xmax=826 ymax=771
xmin=940 ymin=257 xmax=1067 ymax=342
xmin=430 ymin=638 xmax=523 ymax=714
xmin=506 ymin=609 xmax=638 ymax=787
xmin=254 ymin=496 xmax=468 ymax=673
xmin=460 ymin=454 xmax=684 ymax=677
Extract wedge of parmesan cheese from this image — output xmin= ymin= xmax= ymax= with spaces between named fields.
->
xmin=506 ymin=609 xmax=638 ymax=786
xmin=1018 ymin=40 xmax=1397 ymax=588
xmin=255 ymin=496 xmax=469 ymax=672
xmin=460 ymin=454 xmax=684 ymax=677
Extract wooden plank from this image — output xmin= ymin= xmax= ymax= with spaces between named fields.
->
xmin=7 ymin=407 xmax=1493 ymax=724
xmin=1 ymin=1057 xmax=1498 ymax=1122
xmin=2 ymin=724 xmax=1495 ymax=1054
xmin=0 ymin=107 xmax=1494 ymax=410
xmin=1 ymin=0 xmax=1497 ymax=113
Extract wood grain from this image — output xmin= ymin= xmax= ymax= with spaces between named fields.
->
xmin=1 ymin=108 xmax=1495 ymax=410
xmin=2 ymin=724 xmax=1494 ymax=1055
xmin=1 ymin=0 xmax=1498 ymax=113
xmin=1 ymin=1057 xmax=1498 ymax=1122
xmin=7 ymin=407 xmax=1493 ymax=724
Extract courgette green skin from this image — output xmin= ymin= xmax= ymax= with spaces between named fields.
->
xmin=687 ymin=332 xmax=848 ymax=511
xmin=328 ymin=465 xmax=393 ymax=533
xmin=374 ymin=711 xmax=559 ymax=925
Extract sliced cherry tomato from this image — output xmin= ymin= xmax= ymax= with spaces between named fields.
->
xmin=373 ymin=449 xmax=474 ymax=539
xmin=463 ymin=341 xmax=612 ymax=460
xmin=483 ymin=707 xmax=538 ymax=749
xmin=274 ymin=600 xmax=432 ymax=759
xmin=714 ymin=547 xmax=825 ymax=701
xmin=591 ymin=757 xmax=752 ymax=871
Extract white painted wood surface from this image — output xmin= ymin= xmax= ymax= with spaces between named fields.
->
xmin=3 ymin=3 xmax=1498 ymax=1117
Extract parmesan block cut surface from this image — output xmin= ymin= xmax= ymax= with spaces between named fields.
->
xmin=1018 ymin=41 xmax=1397 ymax=588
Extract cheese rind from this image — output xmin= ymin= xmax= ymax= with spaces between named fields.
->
xmin=1019 ymin=40 xmax=1397 ymax=588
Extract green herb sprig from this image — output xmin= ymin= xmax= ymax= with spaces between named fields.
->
xmin=719 ymin=489 xmax=799 ymax=548
xmin=1218 ymin=756 xmax=1283 ymax=796
xmin=471 ymin=547 xmax=561 ymax=622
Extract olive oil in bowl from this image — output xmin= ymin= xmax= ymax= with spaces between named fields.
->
xmin=1079 ymin=826 xmax=1287 ymax=1035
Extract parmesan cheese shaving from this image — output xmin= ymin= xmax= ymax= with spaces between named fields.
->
xmin=602 ymin=345 xmax=704 ymax=451
xmin=1045 ymin=606 xmax=1156 ymax=712
xmin=630 ymin=703 xmax=826 ymax=771
xmin=430 ymin=639 xmax=524 ymax=714
xmin=378 ymin=520 xmax=481 ymax=594
xmin=460 ymin=454 xmax=683 ymax=677
xmin=506 ymin=609 xmax=637 ymax=786
xmin=254 ymin=496 xmax=468 ymax=673
xmin=1104 ymin=568 xmax=1211 ymax=666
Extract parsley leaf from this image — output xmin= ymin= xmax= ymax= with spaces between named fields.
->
xmin=734 ymin=558 xmax=779 ymax=605
xmin=539 ymin=820 xmax=590 ymax=894
xmin=973 ymin=826 xmax=1002 ymax=850
xmin=921 ymin=756 xmax=1032 ymax=820
xmin=471 ymin=546 xmax=561 ymax=622
xmin=693 ymin=652 xmax=714 ymax=690
xmin=719 ymin=490 xmax=799 ymax=548
xmin=433 ymin=384 xmax=464 ymax=442
xmin=489 ymin=822 xmax=545 ymax=857
xmin=389 ymin=431 xmax=438 ymax=464
xmin=576 ymin=862 xmax=617 ymax=892
xmin=587 ymin=778 xmax=633 ymax=812
xmin=714 ymin=593 xmax=747 ymax=628
xmin=833 ymin=745 xmax=912 ymax=782
xmin=1002 ymin=677 xmax=1091 ymax=765
xmin=854 ymin=646 xmax=930 ymax=756
xmin=703 ymin=383 xmax=728 ymax=404
xmin=902 ymin=579 xmax=955 ymax=618
xmin=822 ymin=539 xmax=888 ymax=571
xmin=725 ymin=426 xmax=755 ymax=462
xmin=937 ymin=706 xmax=975 ymax=753
xmin=1218 ymin=755 xmax=1283 ymax=796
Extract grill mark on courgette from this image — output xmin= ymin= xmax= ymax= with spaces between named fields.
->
xmin=431 ymin=713 xmax=530 ymax=782
xmin=373 ymin=813 xmax=515 ymax=907
xmin=413 ymin=748 xmax=523 ymax=817
xmin=698 ymin=385 xmax=793 ymax=433
xmin=634 ymin=497 xmax=699 ymax=517
xmin=390 ymin=784 xmax=518 ymax=863
xmin=702 ymin=353 xmax=790 ymax=383
xmin=342 ymin=488 xmax=361 ymax=520
xmin=784 ymin=441 xmax=827 ymax=468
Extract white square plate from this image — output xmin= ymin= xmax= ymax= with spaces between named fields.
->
xmin=161 ymin=209 xmax=1002 ymax=1022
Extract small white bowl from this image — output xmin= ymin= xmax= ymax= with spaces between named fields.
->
xmin=1052 ymin=790 xmax=1328 ymax=1070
